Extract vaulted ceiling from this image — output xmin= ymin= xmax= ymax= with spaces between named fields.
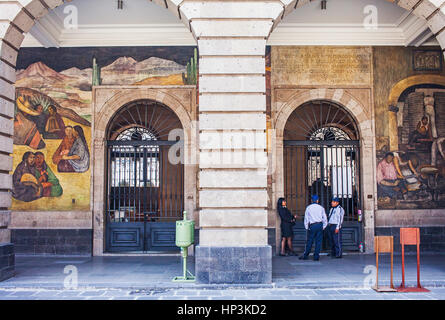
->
xmin=22 ymin=0 xmax=438 ymax=48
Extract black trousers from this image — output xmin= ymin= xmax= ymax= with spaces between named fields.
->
xmin=327 ymin=224 xmax=342 ymax=257
xmin=303 ymin=222 xmax=323 ymax=259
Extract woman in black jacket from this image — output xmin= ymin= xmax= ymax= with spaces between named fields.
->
xmin=277 ymin=197 xmax=297 ymax=256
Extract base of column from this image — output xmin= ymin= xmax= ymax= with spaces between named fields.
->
xmin=195 ymin=245 xmax=272 ymax=284
xmin=0 ymin=243 xmax=15 ymax=282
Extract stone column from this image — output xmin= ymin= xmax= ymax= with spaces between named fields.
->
xmin=388 ymin=105 xmax=399 ymax=151
xmin=180 ymin=1 xmax=284 ymax=283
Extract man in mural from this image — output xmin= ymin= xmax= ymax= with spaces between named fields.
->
xmin=14 ymin=96 xmax=45 ymax=150
xmin=34 ymin=152 xmax=63 ymax=198
xmin=408 ymin=115 xmax=432 ymax=145
xmin=44 ymin=105 xmax=66 ymax=139
xmin=12 ymin=152 xmax=43 ymax=202
xmin=53 ymin=126 xmax=90 ymax=173
xmin=377 ymin=152 xmax=408 ymax=202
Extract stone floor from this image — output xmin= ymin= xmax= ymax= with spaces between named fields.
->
xmin=0 ymin=253 xmax=444 ymax=300
xmin=0 ymin=287 xmax=444 ymax=300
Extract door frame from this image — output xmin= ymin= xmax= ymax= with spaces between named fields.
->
xmin=271 ymin=88 xmax=377 ymax=254
xmin=91 ymin=86 xmax=198 ymax=255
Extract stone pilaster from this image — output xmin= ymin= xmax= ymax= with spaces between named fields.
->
xmin=183 ymin=1 xmax=284 ymax=284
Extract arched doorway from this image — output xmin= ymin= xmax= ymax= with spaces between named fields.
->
xmin=283 ymin=100 xmax=362 ymax=251
xmin=105 ymin=99 xmax=184 ymax=252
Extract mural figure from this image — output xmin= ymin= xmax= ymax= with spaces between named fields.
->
xmin=424 ymin=96 xmax=438 ymax=138
xmin=14 ymin=97 xmax=45 ymax=150
xmin=53 ymin=126 xmax=90 ymax=173
xmin=44 ymin=105 xmax=66 ymax=139
xmin=34 ymin=152 xmax=63 ymax=197
xmin=408 ymin=115 xmax=432 ymax=145
xmin=12 ymin=152 xmax=42 ymax=202
xmin=377 ymin=152 xmax=407 ymax=203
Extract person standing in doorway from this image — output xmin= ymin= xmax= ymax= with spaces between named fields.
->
xmin=299 ymin=195 xmax=327 ymax=261
xmin=277 ymin=198 xmax=297 ymax=256
xmin=327 ymin=197 xmax=344 ymax=259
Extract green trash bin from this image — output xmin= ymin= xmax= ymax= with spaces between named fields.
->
xmin=172 ymin=211 xmax=196 ymax=282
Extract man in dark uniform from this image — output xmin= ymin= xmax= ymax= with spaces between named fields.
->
xmin=327 ymin=197 xmax=345 ymax=258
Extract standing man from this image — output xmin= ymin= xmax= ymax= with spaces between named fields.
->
xmin=299 ymin=195 xmax=327 ymax=261
xmin=327 ymin=197 xmax=344 ymax=259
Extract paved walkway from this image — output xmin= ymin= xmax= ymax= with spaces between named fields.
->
xmin=0 ymin=287 xmax=444 ymax=300
xmin=0 ymin=253 xmax=444 ymax=299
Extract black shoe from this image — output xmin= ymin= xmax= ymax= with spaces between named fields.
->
xmin=279 ymin=253 xmax=287 ymax=257
xmin=335 ymin=255 xmax=342 ymax=259
xmin=298 ymin=255 xmax=308 ymax=260
xmin=313 ymin=257 xmax=319 ymax=261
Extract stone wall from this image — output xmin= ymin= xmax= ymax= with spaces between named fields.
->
xmin=11 ymin=229 xmax=92 ymax=255
xmin=0 ymin=243 xmax=14 ymax=281
xmin=9 ymin=211 xmax=92 ymax=255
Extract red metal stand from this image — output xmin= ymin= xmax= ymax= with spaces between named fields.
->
xmin=397 ymin=228 xmax=430 ymax=293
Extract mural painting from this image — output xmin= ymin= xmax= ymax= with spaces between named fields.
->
xmin=377 ymin=85 xmax=445 ymax=209
xmin=12 ymin=46 xmax=197 ymax=211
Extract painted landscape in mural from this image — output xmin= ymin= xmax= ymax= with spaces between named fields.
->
xmin=12 ymin=46 xmax=197 ymax=211
xmin=377 ymin=85 xmax=445 ymax=209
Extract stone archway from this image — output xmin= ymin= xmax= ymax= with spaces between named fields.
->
xmin=92 ymin=86 xmax=197 ymax=255
xmin=272 ymin=88 xmax=376 ymax=253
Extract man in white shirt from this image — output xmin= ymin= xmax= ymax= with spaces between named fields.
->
xmin=327 ymin=197 xmax=345 ymax=258
xmin=299 ymin=195 xmax=328 ymax=261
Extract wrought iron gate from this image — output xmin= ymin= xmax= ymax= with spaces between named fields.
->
xmin=284 ymin=140 xmax=362 ymax=251
xmin=106 ymin=140 xmax=184 ymax=252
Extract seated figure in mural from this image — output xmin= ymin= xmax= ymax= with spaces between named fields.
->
xmin=393 ymin=152 xmax=428 ymax=199
xmin=377 ymin=152 xmax=408 ymax=202
xmin=44 ymin=105 xmax=66 ymax=139
xmin=53 ymin=126 xmax=90 ymax=173
xmin=408 ymin=115 xmax=433 ymax=145
xmin=14 ymin=96 xmax=45 ymax=150
xmin=12 ymin=152 xmax=43 ymax=202
xmin=34 ymin=152 xmax=63 ymax=197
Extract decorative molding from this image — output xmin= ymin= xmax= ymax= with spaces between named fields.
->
xmin=21 ymin=10 xmax=439 ymax=47
xmin=23 ymin=23 xmax=195 ymax=47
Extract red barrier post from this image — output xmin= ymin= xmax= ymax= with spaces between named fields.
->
xmin=397 ymin=228 xmax=429 ymax=293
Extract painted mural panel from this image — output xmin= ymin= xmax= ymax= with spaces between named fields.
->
xmin=376 ymin=85 xmax=445 ymax=209
xmin=373 ymin=47 xmax=445 ymax=210
xmin=13 ymin=46 xmax=197 ymax=211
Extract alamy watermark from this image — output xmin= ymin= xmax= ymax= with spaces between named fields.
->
xmin=63 ymin=265 xmax=78 ymax=290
